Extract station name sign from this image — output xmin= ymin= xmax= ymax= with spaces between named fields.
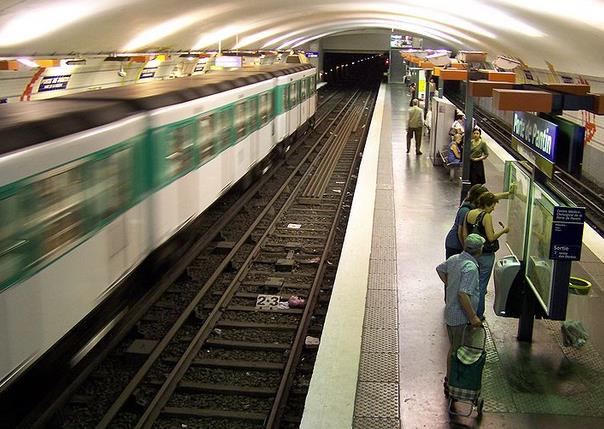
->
xmin=512 ymin=111 xmax=558 ymax=163
xmin=139 ymin=67 xmax=157 ymax=79
xmin=549 ymin=207 xmax=585 ymax=261
xmin=39 ymin=75 xmax=71 ymax=92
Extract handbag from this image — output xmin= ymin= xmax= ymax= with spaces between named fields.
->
xmin=470 ymin=212 xmax=499 ymax=253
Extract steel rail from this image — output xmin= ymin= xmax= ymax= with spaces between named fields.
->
xmin=266 ymin=89 xmax=377 ymax=428
xmin=92 ymin=90 xmax=360 ymax=428
xmin=131 ymin=90 xmax=363 ymax=429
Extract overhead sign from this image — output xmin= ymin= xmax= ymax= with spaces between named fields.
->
xmin=390 ymin=34 xmax=414 ymax=49
xmin=513 ymin=111 xmax=558 ymax=163
xmin=139 ymin=67 xmax=157 ymax=79
xmin=38 ymin=75 xmax=71 ymax=92
xmin=305 ymin=51 xmax=319 ymax=58
xmin=549 ymin=207 xmax=585 ymax=260
xmin=215 ymin=56 xmax=242 ymax=68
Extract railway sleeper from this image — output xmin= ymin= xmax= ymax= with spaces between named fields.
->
xmin=161 ymin=406 xmax=267 ymax=421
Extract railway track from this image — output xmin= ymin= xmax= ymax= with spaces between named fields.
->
xmin=21 ymin=86 xmax=377 ymax=429
xmin=448 ymin=91 xmax=604 ymax=235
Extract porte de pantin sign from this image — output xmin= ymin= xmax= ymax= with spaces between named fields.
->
xmin=512 ymin=111 xmax=558 ymax=163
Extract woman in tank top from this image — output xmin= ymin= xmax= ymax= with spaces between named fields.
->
xmin=462 ymin=192 xmax=510 ymax=319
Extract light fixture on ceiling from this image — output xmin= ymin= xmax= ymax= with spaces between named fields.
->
xmin=62 ymin=58 xmax=87 ymax=66
xmin=17 ymin=57 xmax=39 ymax=68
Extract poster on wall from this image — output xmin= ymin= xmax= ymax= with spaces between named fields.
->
xmin=38 ymin=75 xmax=71 ymax=92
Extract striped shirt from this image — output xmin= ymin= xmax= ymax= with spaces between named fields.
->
xmin=436 ymin=252 xmax=480 ymax=326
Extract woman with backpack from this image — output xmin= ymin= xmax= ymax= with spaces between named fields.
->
xmin=462 ymin=192 xmax=510 ymax=320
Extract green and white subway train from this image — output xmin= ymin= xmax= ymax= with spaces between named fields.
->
xmin=0 ymin=63 xmax=317 ymax=385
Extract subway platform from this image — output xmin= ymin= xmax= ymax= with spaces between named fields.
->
xmin=301 ymin=83 xmax=604 ymax=428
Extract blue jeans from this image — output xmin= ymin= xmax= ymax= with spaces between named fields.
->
xmin=476 ymin=253 xmax=495 ymax=318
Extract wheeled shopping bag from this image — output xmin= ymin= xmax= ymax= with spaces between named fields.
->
xmin=447 ymin=325 xmax=486 ymax=417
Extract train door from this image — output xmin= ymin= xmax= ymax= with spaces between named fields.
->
xmin=218 ymin=107 xmax=234 ymax=193
xmin=248 ymin=96 xmax=259 ymax=166
xmin=300 ymin=77 xmax=308 ymax=124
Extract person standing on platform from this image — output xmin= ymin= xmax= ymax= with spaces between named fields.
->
xmin=409 ymin=82 xmax=417 ymax=100
xmin=444 ymin=185 xmax=514 ymax=260
xmin=462 ymin=192 xmax=510 ymax=320
xmin=406 ymin=98 xmax=424 ymax=155
xmin=469 ymin=128 xmax=489 ymax=186
xmin=450 ymin=112 xmax=465 ymax=137
xmin=436 ymin=233 xmax=484 ymax=384
xmin=429 ymin=78 xmax=436 ymax=97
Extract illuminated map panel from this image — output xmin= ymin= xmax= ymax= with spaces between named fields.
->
xmin=525 ymin=183 xmax=557 ymax=314
xmin=504 ymin=162 xmax=531 ymax=260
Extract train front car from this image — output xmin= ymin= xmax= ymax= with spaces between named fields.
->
xmin=0 ymin=100 xmax=148 ymax=385
xmin=0 ymin=63 xmax=317 ymax=392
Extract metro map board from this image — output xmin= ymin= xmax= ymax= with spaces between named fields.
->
xmin=512 ymin=111 xmax=558 ymax=163
xmin=549 ymin=207 xmax=585 ymax=260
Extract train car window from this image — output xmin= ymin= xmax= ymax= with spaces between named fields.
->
xmin=289 ymin=82 xmax=298 ymax=106
xmin=234 ymin=101 xmax=247 ymax=140
xmin=301 ymin=78 xmax=308 ymax=99
xmin=282 ymin=86 xmax=289 ymax=112
xmin=217 ymin=109 xmax=232 ymax=152
xmin=90 ymin=148 xmax=133 ymax=222
xmin=199 ymin=114 xmax=215 ymax=162
xmin=0 ymin=193 xmax=28 ymax=286
xmin=260 ymin=93 xmax=269 ymax=124
xmin=267 ymin=91 xmax=274 ymax=121
xmin=311 ymin=76 xmax=316 ymax=93
xmin=30 ymin=163 xmax=87 ymax=262
xmin=166 ymin=123 xmax=195 ymax=177
xmin=247 ymin=97 xmax=258 ymax=131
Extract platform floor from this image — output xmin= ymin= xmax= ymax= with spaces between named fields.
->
xmin=302 ymin=83 xmax=604 ymax=429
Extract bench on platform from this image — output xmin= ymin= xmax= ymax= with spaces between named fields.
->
xmin=439 ymin=150 xmax=462 ymax=181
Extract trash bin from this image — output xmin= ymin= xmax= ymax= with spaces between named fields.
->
xmin=569 ymin=276 xmax=591 ymax=295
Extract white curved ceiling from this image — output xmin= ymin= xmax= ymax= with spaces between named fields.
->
xmin=0 ymin=0 xmax=603 ymax=75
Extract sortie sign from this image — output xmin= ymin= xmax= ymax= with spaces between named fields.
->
xmin=512 ymin=111 xmax=558 ymax=163
xmin=549 ymin=207 xmax=585 ymax=261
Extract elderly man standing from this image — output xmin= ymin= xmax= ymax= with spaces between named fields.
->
xmin=407 ymin=98 xmax=424 ymax=155
xmin=436 ymin=233 xmax=484 ymax=387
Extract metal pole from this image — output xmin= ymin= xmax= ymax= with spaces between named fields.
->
xmin=460 ymin=76 xmax=474 ymax=204
xmin=517 ymin=279 xmax=536 ymax=342
xmin=424 ymin=70 xmax=432 ymax=115
xmin=438 ymin=77 xmax=444 ymax=98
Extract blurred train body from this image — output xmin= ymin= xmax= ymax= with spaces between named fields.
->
xmin=0 ymin=64 xmax=317 ymax=385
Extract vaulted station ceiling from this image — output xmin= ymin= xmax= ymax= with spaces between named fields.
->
xmin=0 ymin=0 xmax=603 ymax=75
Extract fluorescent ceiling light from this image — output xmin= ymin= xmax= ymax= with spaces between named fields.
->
xmin=193 ymin=25 xmax=246 ymax=50
xmin=17 ymin=58 xmax=39 ymax=68
xmin=0 ymin=1 xmax=116 ymax=46
xmin=122 ymin=15 xmax=202 ymax=51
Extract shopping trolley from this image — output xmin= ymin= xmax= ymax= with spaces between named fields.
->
xmin=447 ymin=325 xmax=486 ymax=417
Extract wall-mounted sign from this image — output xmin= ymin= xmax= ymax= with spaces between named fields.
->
xmin=390 ymin=34 xmax=414 ymax=49
xmin=38 ymin=75 xmax=71 ymax=92
xmin=513 ymin=111 xmax=558 ymax=163
xmin=305 ymin=52 xmax=319 ymax=58
xmin=139 ymin=67 xmax=157 ymax=79
xmin=215 ymin=56 xmax=242 ymax=68
xmin=541 ymin=113 xmax=585 ymax=177
xmin=549 ymin=207 xmax=585 ymax=260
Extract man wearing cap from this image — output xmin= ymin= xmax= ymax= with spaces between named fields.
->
xmin=436 ymin=233 xmax=484 ymax=385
